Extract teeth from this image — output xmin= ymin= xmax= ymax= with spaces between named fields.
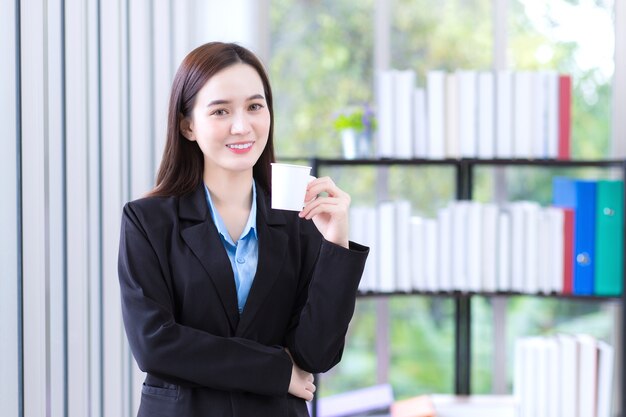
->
xmin=227 ymin=143 xmax=252 ymax=150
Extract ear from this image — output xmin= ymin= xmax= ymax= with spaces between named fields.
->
xmin=179 ymin=114 xmax=195 ymax=141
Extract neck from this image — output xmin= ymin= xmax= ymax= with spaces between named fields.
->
xmin=203 ymin=169 xmax=254 ymax=209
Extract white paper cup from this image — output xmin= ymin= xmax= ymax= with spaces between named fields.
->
xmin=271 ymin=163 xmax=314 ymax=211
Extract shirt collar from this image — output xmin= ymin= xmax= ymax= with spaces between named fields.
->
xmin=204 ymin=180 xmax=258 ymax=245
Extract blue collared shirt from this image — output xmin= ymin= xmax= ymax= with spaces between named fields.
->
xmin=204 ymin=181 xmax=259 ymax=314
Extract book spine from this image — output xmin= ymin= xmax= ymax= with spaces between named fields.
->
xmin=496 ymin=70 xmax=513 ymax=158
xmin=477 ymin=71 xmax=495 ymax=159
xmin=573 ymin=181 xmax=597 ymax=295
xmin=594 ymin=180 xmax=624 ymax=296
xmin=558 ymin=75 xmax=571 ymax=160
xmin=376 ymin=70 xmax=395 ymax=158
xmin=427 ymin=71 xmax=446 ymax=159
xmin=562 ymin=208 xmax=575 ymax=295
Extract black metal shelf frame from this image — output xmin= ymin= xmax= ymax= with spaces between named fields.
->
xmin=306 ymin=156 xmax=626 ymax=417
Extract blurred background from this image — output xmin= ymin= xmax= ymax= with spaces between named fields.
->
xmin=1 ymin=0 xmax=625 ymax=416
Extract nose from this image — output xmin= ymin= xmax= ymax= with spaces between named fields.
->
xmin=230 ymin=111 xmax=251 ymax=135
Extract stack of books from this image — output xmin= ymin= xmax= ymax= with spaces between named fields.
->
xmin=350 ymin=179 xmax=623 ymax=296
xmin=375 ymin=69 xmax=571 ymax=160
xmin=514 ymin=334 xmax=614 ymax=417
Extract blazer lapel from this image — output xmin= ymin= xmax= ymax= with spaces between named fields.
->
xmin=179 ymin=184 xmax=240 ymax=331
xmin=236 ymin=188 xmax=288 ymax=336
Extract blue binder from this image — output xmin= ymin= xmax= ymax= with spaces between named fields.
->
xmin=573 ymin=180 xmax=597 ymax=295
xmin=552 ymin=177 xmax=597 ymax=295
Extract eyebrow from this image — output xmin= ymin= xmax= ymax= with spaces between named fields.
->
xmin=207 ymin=94 xmax=265 ymax=107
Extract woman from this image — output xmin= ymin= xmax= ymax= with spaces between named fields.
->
xmin=118 ymin=42 xmax=368 ymax=417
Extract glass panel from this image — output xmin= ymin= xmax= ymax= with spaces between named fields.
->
xmin=318 ymin=299 xmax=378 ymax=395
xmin=269 ymin=0 xmax=375 ymax=158
xmin=509 ymin=0 xmax=615 ymax=158
xmin=473 ymin=165 xmax=622 ymax=204
xmin=390 ymin=296 xmax=455 ymax=398
xmin=471 ymin=297 xmax=494 ymax=393
xmin=391 ymin=0 xmax=493 ymax=72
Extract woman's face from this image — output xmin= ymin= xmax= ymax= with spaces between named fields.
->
xmin=182 ymin=63 xmax=270 ymax=177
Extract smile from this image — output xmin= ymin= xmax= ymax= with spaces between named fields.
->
xmin=226 ymin=142 xmax=253 ymax=150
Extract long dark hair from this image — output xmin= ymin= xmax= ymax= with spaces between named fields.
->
xmin=149 ymin=42 xmax=275 ymax=197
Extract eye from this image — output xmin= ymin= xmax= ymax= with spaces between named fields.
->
xmin=211 ymin=108 xmax=228 ymax=116
xmin=249 ymin=103 xmax=264 ymax=111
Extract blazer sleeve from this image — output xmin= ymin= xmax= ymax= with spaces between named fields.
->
xmin=118 ymin=203 xmax=292 ymax=396
xmin=284 ymin=225 xmax=369 ymax=374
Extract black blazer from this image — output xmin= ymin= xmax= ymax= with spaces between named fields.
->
xmin=118 ymin=183 xmax=368 ymax=417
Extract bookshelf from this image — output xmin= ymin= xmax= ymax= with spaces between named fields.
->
xmin=307 ymin=156 xmax=626 ymax=417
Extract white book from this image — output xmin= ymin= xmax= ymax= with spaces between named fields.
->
xmin=513 ymin=71 xmax=534 ymax=158
xmin=424 ymin=218 xmax=439 ymax=291
xmin=376 ymin=70 xmax=395 ymax=158
xmin=427 ymin=70 xmax=446 ymax=159
xmin=395 ymin=71 xmax=416 ymax=159
xmin=513 ymin=338 xmax=525 ymax=407
xmin=413 ymin=88 xmax=428 ymax=158
xmin=350 ymin=207 xmax=368 ymax=292
xmin=395 ymin=200 xmax=413 ymax=292
xmin=509 ymin=203 xmax=526 ymax=292
xmin=378 ymin=202 xmax=396 ymax=292
xmin=477 ymin=71 xmax=495 ymax=159
xmin=451 ymin=201 xmax=469 ymax=291
xmin=437 ymin=206 xmax=453 ymax=291
xmin=466 ymin=202 xmax=483 ymax=291
xmin=537 ymin=209 xmax=552 ymax=294
xmin=577 ymin=334 xmax=598 ymax=417
xmin=523 ymin=202 xmax=541 ymax=294
xmin=410 ymin=217 xmax=426 ymax=291
xmin=532 ymin=72 xmax=548 ymax=159
xmin=497 ymin=210 xmax=512 ymax=291
xmin=315 ymin=384 xmax=394 ymax=417
xmin=545 ymin=71 xmax=559 ymax=159
xmin=481 ymin=204 xmax=499 ymax=292
xmin=545 ymin=337 xmax=560 ymax=417
xmin=546 ymin=207 xmax=565 ymax=294
xmin=457 ymin=70 xmax=478 ymax=158
xmin=496 ymin=70 xmax=514 ymax=158
xmin=596 ymin=340 xmax=614 ymax=417
xmin=535 ymin=338 xmax=548 ymax=417
xmin=446 ymin=73 xmax=460 ymax=158
xmin=558 ymin=334 xmax=579 ymax=417
xmin=522 ymin=338 xmax=538 ymax=417
xmin=363 ymin=207 xmax=379 ymax=292
xmin=428 ymin=394 xmax=518 ymax=417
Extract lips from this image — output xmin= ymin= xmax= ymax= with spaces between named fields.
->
xmin=226 ymin=142 xmax=253 ymax=150
xmin=226 ymin=141 xmax=254 ymax=154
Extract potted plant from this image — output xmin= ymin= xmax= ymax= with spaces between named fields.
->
xmin=333 ymin=103 xmax=377 ymax=159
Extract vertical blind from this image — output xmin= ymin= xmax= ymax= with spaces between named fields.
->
xmin=0 ymin=0 xmax=224 ymax=416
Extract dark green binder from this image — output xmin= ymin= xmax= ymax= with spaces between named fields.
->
xmin=594 ymin=180 xmax=624 ymax=296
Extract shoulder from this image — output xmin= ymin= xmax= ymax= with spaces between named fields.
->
xmin=123 ymin=194 xmax=180 ymax=231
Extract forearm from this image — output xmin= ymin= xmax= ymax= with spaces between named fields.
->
xmin=286 ymin=239 xmax=368 ymax=373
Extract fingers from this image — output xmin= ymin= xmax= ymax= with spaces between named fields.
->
xmin=300 ymin=176 xmax=351 ymax=220
xmin=288 ymin=362 xmax=317 ymax=401
xmin=299 ymin=197 xmax=345 ymax=220
xmin=304 ymin=176 xmax=349 ymax=202
xmin=302 ymin=380 xmax=316 ymax=401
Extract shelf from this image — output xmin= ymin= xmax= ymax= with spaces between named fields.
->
xmin=305 ymin=155 xmax=626 ymax=416
xmin=357 ymin=290 xmax=621 ymax=302
xmin=310 ymin=157 xmax=626 ymax=168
